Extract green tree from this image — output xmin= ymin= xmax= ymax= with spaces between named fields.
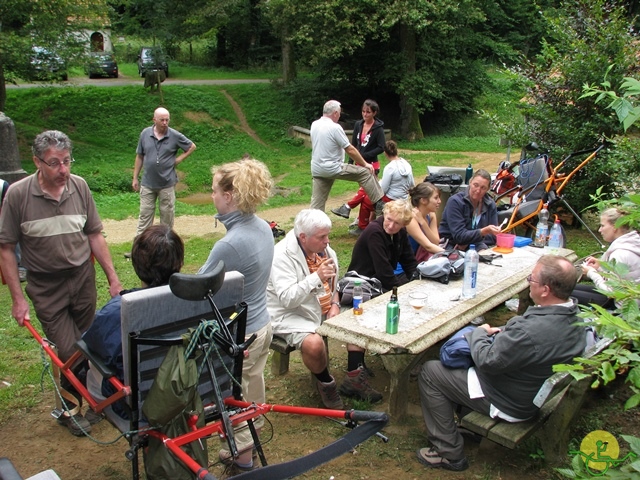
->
xmin=264 ymin=0 xmax=490 ymax=140
xmin=0 ymin=0 xmax=106 ymax=112
xmin=511 ymin=0 xmax=638 ymax=211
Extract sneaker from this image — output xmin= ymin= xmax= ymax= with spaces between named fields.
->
xmin=415 ymin=447 xmax=469 ymax=471
xmin=339 ymin=366 xmax=383 ymax=403
xmin=219 ymin=447 xmax=259 ymax=466
xmin=331 ymin=204 xmax=351 ymax=219
xmin=348 ymin=227 xmax=364 ymax=237
xmin=223 ymin=461 xmax=258 ymax=478
xmin=374 ymin=199 xmax=385 ymax=217
xmin=124 ymin=252 xmax=131 ymax=259
xmin=84 ymin=408 xmax=104 ymax=425
xmin=57 ymin=413 xmax=91 ymax=437
xmin=316 ymin=377 xmax=344 ymax=410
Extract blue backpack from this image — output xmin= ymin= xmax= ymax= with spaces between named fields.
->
xmin=440 ymin=326 xmax=476 ymax=369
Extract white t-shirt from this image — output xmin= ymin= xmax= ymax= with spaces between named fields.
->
xmin=310 ymin=116 xmax=350 ymax=177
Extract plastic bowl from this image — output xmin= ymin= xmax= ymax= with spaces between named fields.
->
xmin=496 ymin=233 xmax=516 ymax=249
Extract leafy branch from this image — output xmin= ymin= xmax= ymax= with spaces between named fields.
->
xmin=581 ymin=65 xmax=640 ymax=132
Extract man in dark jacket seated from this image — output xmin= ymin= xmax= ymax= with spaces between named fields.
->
xmin=416 ymin=255 xmax=585 ymax=471
xmin=82 ymin=225 xmax=184 ymax=419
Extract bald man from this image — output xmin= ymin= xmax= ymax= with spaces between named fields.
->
xmin=132 ymin=107 xmax=196 ymax=237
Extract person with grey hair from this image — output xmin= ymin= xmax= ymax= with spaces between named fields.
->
xmin=131 ymin=107 xmax=196 ymax=238
xmin=439 ymin=169 xmax=501 ymax=251
xmin=310 ymin=100 xmax=385 ymax=214
xmin=0 ymin=130 xmax=122 ymax=436
xmin=267 ymin=209 xmax=345 ymax=409
xmin=416 ymin=255 xmax=585 ymax=471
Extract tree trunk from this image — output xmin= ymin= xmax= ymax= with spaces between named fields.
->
xmin=0 ymin=62 xmax=6 ymax=113
xmin=281 ymin=26 xmax=296 ymax=84
xmin=216 ymin=29 xmax=228 ymax=67
xmin=398 ymin=23 xmax=423 ymax=141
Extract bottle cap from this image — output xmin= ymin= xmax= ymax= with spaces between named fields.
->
xmin=354 ymin=279 xmax=362 ymax=285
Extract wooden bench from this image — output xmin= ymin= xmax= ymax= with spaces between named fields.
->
xmin=270 ymin=335 xmax=297 ymax=376
xmin=459 ymin=336 xmax=612 ymax=465
xmin=269 ymin=334 xmax=330 ymax=376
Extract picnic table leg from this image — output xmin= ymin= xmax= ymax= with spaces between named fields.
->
xmin=380 ymin=353 xmax=420 ymax=420
xmin=517 ymin=287 xmax=533 ymax=315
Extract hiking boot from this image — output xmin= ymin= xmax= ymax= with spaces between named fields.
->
xmin=416 ymin=447 xmax=469 ymax=471
xmin=316 ymin=377 xmax=344 ymax=410
xmin=331 ymin=204 xmax=351 ymax=219
xmin=374 ymin=199 xmax=385 ymax=217
xmin=57 ymin=412 xmax=91 ymax=437
xmin=339 ymin=366 xmax=383 ymax=403
xmin=84 ymin=408 xmax=104 ymax=425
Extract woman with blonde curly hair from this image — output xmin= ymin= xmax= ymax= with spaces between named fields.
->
xmin=199 ymin=157 xmax=274 ymax=474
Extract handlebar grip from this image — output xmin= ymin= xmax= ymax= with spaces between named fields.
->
xmin=238 ymin=333 xmax=257 ymax=353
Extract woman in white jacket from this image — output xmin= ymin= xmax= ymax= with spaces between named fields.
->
xmin=573 ymin=208 xmax=640 ymax=307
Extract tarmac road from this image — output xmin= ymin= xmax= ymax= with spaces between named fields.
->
xmin=6 ymin=75 xmax=271 ymax=89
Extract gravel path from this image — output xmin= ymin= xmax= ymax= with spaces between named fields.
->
xmin=102 ymin=152 xmax=503 ymax=245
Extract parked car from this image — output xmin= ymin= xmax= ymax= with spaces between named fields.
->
xmin=86 ymin=52 xmax=118 ymax=78
xmin=137 ymin=47 xmax=169 ymax=78
xmin=30 ymin=47 xmax=68 ymax=81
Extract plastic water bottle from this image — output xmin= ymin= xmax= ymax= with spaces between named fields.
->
xmin=461 ymin=245 xmax=479 ymax=299
xmin=534 ymin=204 xmax=549 ymax=247
xmin=548 ymin=216 xmax=564 ymax=251
xmin=465 ymin=163 xmax=473 ymax=184
xmin=386 ymin=287 xmax=400 ymax=334
xmin=353 ymin=279 xmax=363 ymax=315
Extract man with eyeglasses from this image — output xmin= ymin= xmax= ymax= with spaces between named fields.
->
xmin=415 ymin=255 xmax=585 ymax=472
xmin=0 ymin=130 xmax=122 ymax=436
xmin=132 ymin=107 xmax=196 ymax=239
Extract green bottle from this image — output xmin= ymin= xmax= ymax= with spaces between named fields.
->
xmin=386 ymin=287 xmax=400 ymax=334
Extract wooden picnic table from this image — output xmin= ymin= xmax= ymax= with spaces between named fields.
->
xmin=317 ymin=246 xmax=577 ymax=419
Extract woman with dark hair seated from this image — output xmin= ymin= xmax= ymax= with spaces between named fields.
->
xmin=82 ymin=225 xmax=184 ymax=419
xmin=406 ymin=182 xmax=445 ymax=262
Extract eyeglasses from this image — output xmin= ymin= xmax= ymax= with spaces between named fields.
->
xmin=38 ymin=157 xmax=75 ymax=168
xmin=526 ymin=274 xmax=541 ymax=284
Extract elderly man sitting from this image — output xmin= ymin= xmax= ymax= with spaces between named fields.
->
xmin=267 ymin=209 xmax=345 ymax=409
xmin=416 ymin=255 xmax=586 ymax=471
